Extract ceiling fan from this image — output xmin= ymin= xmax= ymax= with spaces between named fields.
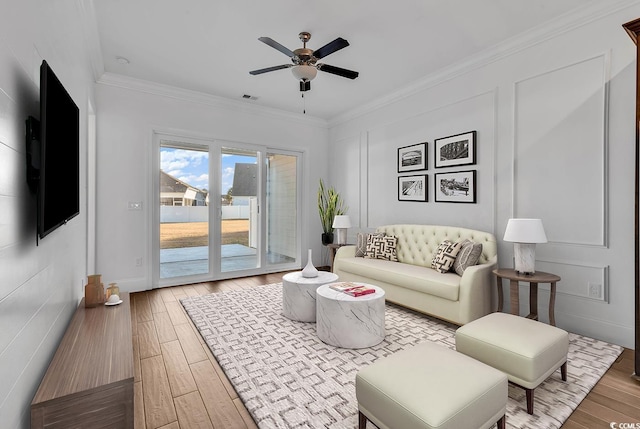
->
xmin=249 ymin=32 xmax=359 ymax=92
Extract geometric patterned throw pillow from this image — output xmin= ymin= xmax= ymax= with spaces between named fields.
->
xmin=355 ymin=232 xmax=385 ymax=257
xmin=431 ymin=240 xmax=463 ymax=273
xmin=365 ymin=234 xmax=399 ymax=261
xmin=453 ymin=239 xmax=483 ymax=276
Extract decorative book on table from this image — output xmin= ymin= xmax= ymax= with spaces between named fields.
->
xmin=329 ymin=282 xmax=359 ymax=292
xmin=329 ymin=282 xmax=376 ymax=297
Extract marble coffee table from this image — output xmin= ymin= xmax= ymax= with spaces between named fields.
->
xmin=316 ymin=283 xmax=386 ymax=349
xmin=282 ymin=271 xmax=339 ymax=322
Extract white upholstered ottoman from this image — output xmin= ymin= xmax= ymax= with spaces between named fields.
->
xmin=455 ymin=312 xmax=569 ymax=414
xmin=355 ymin=342 xmax=507 ymax=429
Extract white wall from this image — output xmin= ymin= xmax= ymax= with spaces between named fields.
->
xmin=0 ymin=1 xmax=95 ymax=428
xmin=329 ymin=4 xmax=640 ymax=348
xmin=94 ymin=81 xmax=328 ymax=290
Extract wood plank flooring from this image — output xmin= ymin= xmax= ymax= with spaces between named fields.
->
xmin=131 ymin=272 xmax=640 ymax=429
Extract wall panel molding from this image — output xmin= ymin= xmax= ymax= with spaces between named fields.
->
xmin=361 ymin=131 xmax=369 ymax=230
xmin=512 ymin=53 xmax=610 ymax=247
xmin=330 ymin=134 xmax=362 ymax=230
xmin=536 ymin=259 xmax=609 ymax=302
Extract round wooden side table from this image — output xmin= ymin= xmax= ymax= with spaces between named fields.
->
xmin=493 ymin=268 xmax=561 ymax=326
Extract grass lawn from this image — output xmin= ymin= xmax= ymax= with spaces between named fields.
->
xmin=160 ymin=219 xmax=249 ymax=249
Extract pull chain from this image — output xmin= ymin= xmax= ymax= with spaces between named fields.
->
xmin=302 ymin=92 xmax=306 ymax=114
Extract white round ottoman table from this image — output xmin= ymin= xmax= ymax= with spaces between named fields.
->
xmin=316 ymin=283 xmax=385 ymax=349
xmin=282 ymin=271 xmax=338 ymax=322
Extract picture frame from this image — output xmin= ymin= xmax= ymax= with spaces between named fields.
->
xmin=398 ymin=175 xmax=428 ymax=202
xmin=397 ymin=142 xmax=427 ymax=172
xmin=434 ymin=170 xmax=476 ymax=203
xmin=434 ymin=131 xmax=476 ymax=168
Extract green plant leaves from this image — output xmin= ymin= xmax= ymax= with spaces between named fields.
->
xmin=317 ymin=178 xmax=346 ymax=233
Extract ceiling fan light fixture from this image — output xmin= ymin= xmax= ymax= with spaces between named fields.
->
xmin=291 ymin=65 xmax=317 ymax=81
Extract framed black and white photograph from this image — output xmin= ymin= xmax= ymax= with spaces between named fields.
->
xmin=434 ymin=131 xmax=476 ymax=168
xmin=434 ymin=170 xmax=476 ymax=203
xmin=398 ymin=175 xmax=428 ymax=202
xmin=397 ymin=142 xmax=427 ymax=172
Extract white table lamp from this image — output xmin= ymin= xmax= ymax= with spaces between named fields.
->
xmin=332 ymin=215 xmax=352 ymax=245
xmin=503 ymin=218 xmax=547 ymax=275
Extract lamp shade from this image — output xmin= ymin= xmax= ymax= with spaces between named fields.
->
xmin=332 ymin=215 xmax=352 ymax=229
xmin=503 ymin=218 xmax=547 ymax=243
xmin=291 ymin=65 xmax=317 ymax=81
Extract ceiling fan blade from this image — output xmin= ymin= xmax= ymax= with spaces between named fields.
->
xmin=317 ymin=63 xmax=359 ymax=79
xmin=313 ymin=37 xmax=349 ymax=59
xmin=249 ymin=64 xmax=291 ymax=75
xmin=258 ymin=37 xmax=295 ymax=57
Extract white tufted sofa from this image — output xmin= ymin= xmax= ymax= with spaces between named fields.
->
xmin=333 ymin=224 xmax=498 ymax=325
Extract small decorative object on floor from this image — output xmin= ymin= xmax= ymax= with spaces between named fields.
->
xmin=301 ymin=248 xmax=319 ymax=278
xmin=84 ymin=274 xmax=105 ymax=307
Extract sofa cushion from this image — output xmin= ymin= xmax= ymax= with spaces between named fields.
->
xmin=454 ymin=239 xmax=483 ymax=276
xmin=365 ymin=235 xmax=399 ymax=261
xmin=335 ymin=257 xmax=460 ymax=301
xmin=355 ymin=232 xmax=384 ymax=257
xmin=432 ymin=240 xmax=462 ymax=273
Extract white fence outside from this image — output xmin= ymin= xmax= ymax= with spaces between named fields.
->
xmin=222 ymin=205 xmax=250 ymax=220
xmin=161 ymin=205 xmax=250 ymax=223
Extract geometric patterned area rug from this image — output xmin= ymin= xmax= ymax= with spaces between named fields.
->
xmin=181 ymin=283 xmax=623 ymax=429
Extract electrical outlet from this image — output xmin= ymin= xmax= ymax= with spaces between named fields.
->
xmin=128 ymin=201 xmax=142 ymax=210
xmin=135 ymin=257 xmax=143 ymax=267
xmin=588 ymin=282 xmax=602 ymax=299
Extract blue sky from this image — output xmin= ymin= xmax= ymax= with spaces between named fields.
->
xmin=160 ymin=148 xmax=256 ymax=195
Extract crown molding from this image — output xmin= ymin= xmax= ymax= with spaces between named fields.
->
xmin=328 ymin=0 xmax=640 ymax=127
xmin=75 ymin=0 xmax=104 ymax=83
xmin=97 ymin=72 xmax=328 ymax=129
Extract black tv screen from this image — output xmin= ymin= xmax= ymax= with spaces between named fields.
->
xmin=38 ymin=60 xmax=80 ymax=238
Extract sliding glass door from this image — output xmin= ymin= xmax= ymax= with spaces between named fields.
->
xmin=158 ymin=141 xmax=210 ymax=281
xmin=265 ymin=152 xmax=299 ymax=268
xmin=154 ymin=134 xmax=301 ymax=287
xmin=220 ymin=147 xmax=259 ymax=273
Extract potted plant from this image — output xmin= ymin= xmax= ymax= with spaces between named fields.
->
xmin=318 ymin=178 xmax=346 ymax=245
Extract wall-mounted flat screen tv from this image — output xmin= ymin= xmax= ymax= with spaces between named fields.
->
xmin=38 ymin=60 xmax=80 ymax=238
